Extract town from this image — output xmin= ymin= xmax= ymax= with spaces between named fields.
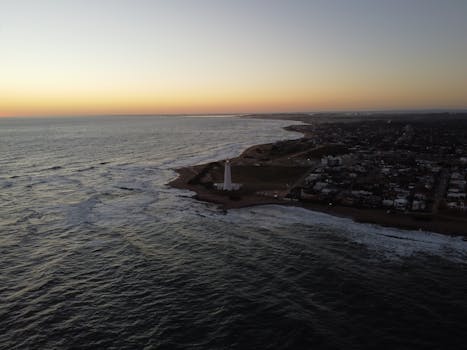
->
xmin=171 ymin=114 xmax=467 ymax=235
xmin=291 ymin=117 xmax=467 ymax=215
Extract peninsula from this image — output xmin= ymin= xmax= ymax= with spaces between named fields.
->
xmin=169 ymin=113 xmax=467 ymax=236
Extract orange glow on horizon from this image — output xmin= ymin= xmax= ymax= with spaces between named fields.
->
xmin=1 ymin=1 xmax=466 ymax=117
xmin=2 ymin=81 xmax=466 ymax=117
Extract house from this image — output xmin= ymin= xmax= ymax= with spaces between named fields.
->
xmin=305 ymin=173 xmax=321 ymax=183
xmin=313 ymin=182 xmax=327 ymax=192
xmin=394 ymin=198 xmax=408 ymax=210
xmin=321 ymin=156 xmax=342 ymax=167
xmin=411 ymin=200 xmax=426 ymax=211
xmin=447 ymin=192 xmax=466 ymax=201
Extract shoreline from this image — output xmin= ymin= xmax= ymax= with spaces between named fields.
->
xmin=168 ymin=114 xmax=467 ymax=237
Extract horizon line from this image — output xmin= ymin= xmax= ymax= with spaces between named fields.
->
xmin=2 ymin=108 xmax=467 ymax=119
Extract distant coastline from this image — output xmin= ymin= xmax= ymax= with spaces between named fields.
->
xmin=169 ymin=112 xmax=467 ymax=237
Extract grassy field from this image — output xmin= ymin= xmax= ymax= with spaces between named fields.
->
xmin=209 ymin=165 xmax=308 ymax=191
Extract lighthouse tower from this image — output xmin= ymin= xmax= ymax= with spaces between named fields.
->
xmin=223 ymin=160 xmax=233 ymax=191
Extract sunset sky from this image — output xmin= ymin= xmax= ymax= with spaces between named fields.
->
xmin=1 ymin=0 xmax=466 ymax=117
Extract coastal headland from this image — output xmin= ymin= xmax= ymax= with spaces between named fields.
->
xmin=169 ymin=113 xmax=467 ymax=236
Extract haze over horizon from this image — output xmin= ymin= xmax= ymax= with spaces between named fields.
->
xmin=1 ymin=0 xmax=466 ymax=117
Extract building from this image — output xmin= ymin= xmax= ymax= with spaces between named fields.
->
xmin=223 ymin=160 xmax=232 ymax=190
xmin=394 ymin=198 xmax=408 ymax=210
xmin=214 ymin=160 xmax=241 ymax=191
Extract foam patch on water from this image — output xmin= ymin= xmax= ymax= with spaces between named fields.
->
xmin=66 ymin=195 xmax=100 ymax=226
xmin=166 ymin=120 xmax=303 ymax=168
xmin=219 ymin=205 xmax=467 ymax=263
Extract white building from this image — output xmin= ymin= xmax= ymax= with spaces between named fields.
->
xmin=223 ymin=160 xmax=232 ymax=190
xmin=394 ymin=198 xmax=408 ymax=210
xmin=215 ymin=160 xmax=241 ymax=191
xmin=321 ymin=156 xmax=342 ymax=167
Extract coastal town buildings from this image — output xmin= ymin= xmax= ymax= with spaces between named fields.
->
xmin=291 ymin=118 xmax=467 ymax=216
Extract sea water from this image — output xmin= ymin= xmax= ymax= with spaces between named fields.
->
xmin=1 ymin=115 xmax=466 ymax=349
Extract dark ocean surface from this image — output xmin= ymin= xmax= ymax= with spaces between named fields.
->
xmin=1 ymin=116 xmax=467 ymax=349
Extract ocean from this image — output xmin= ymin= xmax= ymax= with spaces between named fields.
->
xmin=1 ymin=115 xmax=467 ymax=349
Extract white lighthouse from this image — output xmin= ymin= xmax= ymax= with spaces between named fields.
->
xmin=214 ymin=159 xmax=241 ymax=191
xmin=223 ymin=160 xmax=233 ymax=191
